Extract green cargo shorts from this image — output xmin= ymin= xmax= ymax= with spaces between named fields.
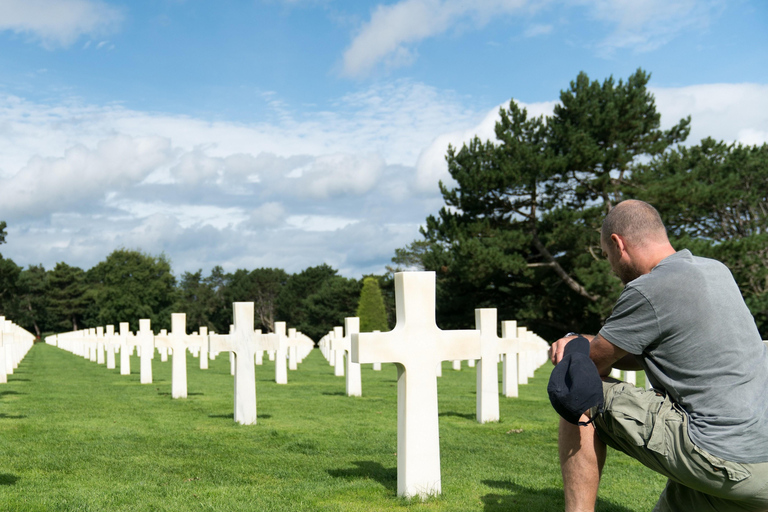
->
xmin=591 ymin=381 xmax=768 ymax=512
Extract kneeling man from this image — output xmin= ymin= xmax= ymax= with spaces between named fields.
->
xmin=549 ymin=200 xmax=768 ymax=512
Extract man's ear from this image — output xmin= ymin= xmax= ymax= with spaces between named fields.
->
xmin=610 ymin=233 xmax=626 ymax=255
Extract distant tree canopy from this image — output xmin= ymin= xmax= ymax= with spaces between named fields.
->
xmin=86 ymin=249 xmax=177 ymax=332
xmin=0 ymin=239 xmax=391 ymax=343
xmin=393 ymin=68 xmax=768 ymax=339
xmin=276 ymin=264 xmax=362 ymax=342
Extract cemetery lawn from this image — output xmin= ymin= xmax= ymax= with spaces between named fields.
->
xmin=0 ymin=343 xmax=666 ymax=511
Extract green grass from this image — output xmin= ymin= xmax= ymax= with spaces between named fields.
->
xmin=0 ymin=343 xmax=666 ymax=511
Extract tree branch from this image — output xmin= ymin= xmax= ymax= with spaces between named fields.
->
xmin=532 ymin=236 xmax=600 ymax=302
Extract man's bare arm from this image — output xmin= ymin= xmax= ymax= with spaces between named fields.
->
xmin=550 ymin=333 xmax=630 ymax=378
xmin=589 ymin=333 xmax=630 ymax=378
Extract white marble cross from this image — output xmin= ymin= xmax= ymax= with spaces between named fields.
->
xmin=105 ymin=325 xmax=118 ymax=370
xmin=287 ymin=328 xmax=299 ymax=371
xmin=352 ymin=271 xmax=481 ymax=499
xmin=186 ymin=327 xmax=209 ymax=370
xmin=272 ymin=322 xmax=288 ymax=385
xmin=500 ymin=321 xmax=519 ymax=398
xmin=330 ymin=317 xmax=361 ymax=397
xmin=516 ymin=327 xmax=549 ymax=383
xmin=475 ymin=309 xmax=501 ymax=424
xmin=331 ymin=327 xmax=344 ymax=376
xmin=209 ymin=302 xmax=259 ymax=425
xmin=136 ymin=319 xmax=154 ymax=384
xmin=85 ymin=328 xmax=96 ymax=362
xmin=0 ymin=317 xmax=6 ymax=384
xmin=154 ymin=313 xmax=191 ymax=399
xmin=96 ymin=326 xmax=106 ymax=365
xmin=3 ymin=319 xmax=18 ymax=374
xmin=119 ymin=322 xmax=132 ymax=376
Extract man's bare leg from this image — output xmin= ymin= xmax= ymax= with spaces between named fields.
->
xmin=559 ymin=415 xmax=606 ymax=512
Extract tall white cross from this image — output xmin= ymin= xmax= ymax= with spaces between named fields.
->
xmin=0 ymin=316 xmax=6 ymax=384
xmin=87 ymin=328 xmax=97 ymax=362
xmin=136 ymin=319 xmax=154 ymax=384
xmin=475 ymin=309 xmax=501 ymax=424
xmin=352 ymin=271 xmax=481 ymax=499
xmin=332 ymin=327 xmax=344 ymax=376
xmin=272 ymin=322 xmax=288 ymax=385
xmin=330 ymin=317 xmax=361 ymax=396
xmin=105 ymin=325 xmax=118 ymax=370
xmin=500 ymin=321 xmax=519 ymax=398
xmin=186 ymin=327 xmax=209 ymax=371
xmin=154 ymin=313 xmax=190 ymax=399
xmin=96 ymin=326 xmax=106 ymax=365
xmin=209 ymin=302 xmax=259 ymax=425
xmin=287 ymin=328 xmax=299 ymax=371
xmin=119 ymin=322 xmax=132 ymax=376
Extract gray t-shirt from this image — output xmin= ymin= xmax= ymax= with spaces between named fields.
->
xmin=599 ymin=249 xmax=768 ymax=463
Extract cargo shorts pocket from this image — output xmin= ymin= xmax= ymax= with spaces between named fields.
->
xmin=691 ymin=444 xmax=751 ymax=483
xmin=603 ymin=385 xmax=657 ymax=448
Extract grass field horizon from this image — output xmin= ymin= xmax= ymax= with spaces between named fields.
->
xmin=0 ymin=342 xmax=665 ymax=511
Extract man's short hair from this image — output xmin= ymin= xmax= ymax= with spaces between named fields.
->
xmin=601 ymin=200 xmax=668 ymax=247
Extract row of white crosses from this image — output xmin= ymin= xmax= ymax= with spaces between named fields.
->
xmin=48 ymin=323 xmax=147 ymax=380
xmin=318 ymin=312 xmax=548 ymax=409
xmin=317 ymin=318 xmax=366 ymax=396
xmin=351 ymin=271 xmax=551 ymax=499
xmin=0 ymin=316 xmax=36 ymax=382
xmin=46 ymin=308 xmax=313 ymax=425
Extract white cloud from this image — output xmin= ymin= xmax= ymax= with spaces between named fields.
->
xmin=342 ymin=0 xmax=530 ymax=77
xmin=245 ymin=202 xmax=287 ymax=229
xmin=0 ymin=81 xmax=474 ymax=276
xmin=580 ymin=0 xmax=721 ymax=55
xmin=169 ymin=148 xmax=225 ymax=186
xmin=341 ymin=0 xmax=726 ymax=76
xmin=0 ymin=135 xmax=172 ymax=219
xmin=523 ymin=23 xmax=553 ymax=37
xmin=0 ymin=0 xmax=123 ymax=48
xmin=112 ymin=201 xmax=249 ymax=230
xmin=285 ymin=215 xmax=360 ymax=232
xmin=1 ymin=80 xmax=765 ymax=279
xmin=287 ymin=153 xmax=385 ymax=199
xmin=736 ymin=129 xmax=768 ymax=147
xmin=651 ymin=83 xmax=768 ymax=146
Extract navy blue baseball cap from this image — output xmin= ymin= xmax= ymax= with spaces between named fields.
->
xmin=547 ymin=336 xmax=604 ymax=426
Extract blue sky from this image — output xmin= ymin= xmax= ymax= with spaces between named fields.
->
xmin=0 ymin=0 xmax=766 ymax=279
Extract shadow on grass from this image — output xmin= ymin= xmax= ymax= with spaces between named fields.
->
xmin=0 ymin=391 xmax=24 ymax=396
xmin=439 ymin=411 xmax=475 ymax=420
xmin=327 ymin=461 xmax=397 ymax=493
xmin=0 ymin=474 xmax=19 ymax=486
xmin=481 ymin=480 xmax=635 ymax=512
xmin=7 ymin=378 xmax=30 ymax=382
xmin=207 ymin=413 xmax=273 ymax=420
xmin=321 ymin=391 xmax=346 ymax=397
xmin=0 ymin=414 xmax=26 ymax=419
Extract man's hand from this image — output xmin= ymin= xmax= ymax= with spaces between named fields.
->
xmin=550 ymin=334 xmax=594 ymax=365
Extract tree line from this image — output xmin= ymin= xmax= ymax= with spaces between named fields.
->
xmin=390 ymin=68 xmax=768 ymax=340
xmin=0 ymin=231 xmax=392 ymax=342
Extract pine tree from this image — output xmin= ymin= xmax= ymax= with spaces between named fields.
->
xmin=356 ymin=277 xmax=389 ymax=332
